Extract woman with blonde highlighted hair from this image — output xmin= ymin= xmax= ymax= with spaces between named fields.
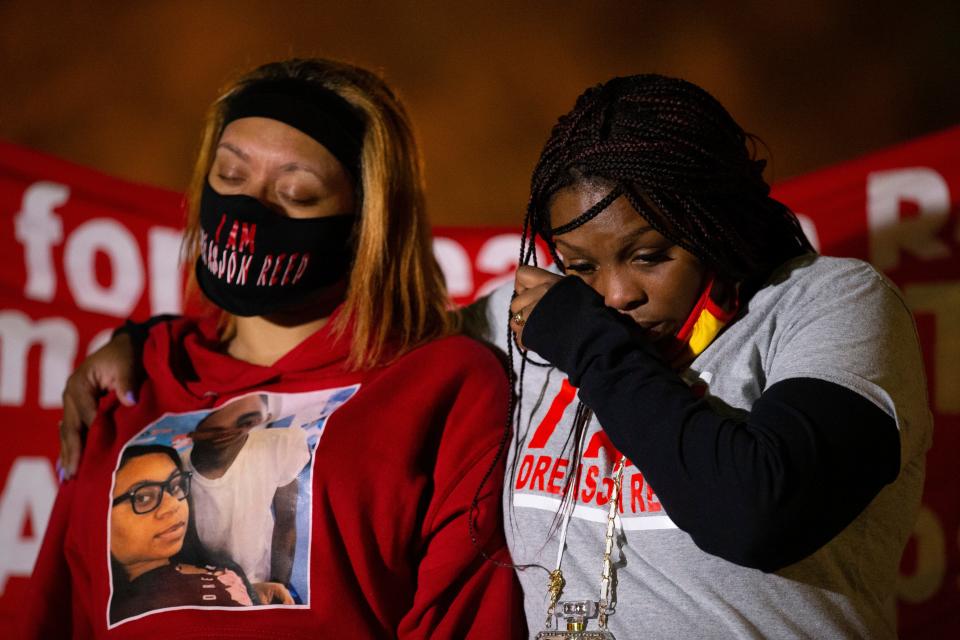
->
xmin=26 ymin=58 xmax=524 ymax=639
xmin=181 ymin=57 xmax=455 ymax=369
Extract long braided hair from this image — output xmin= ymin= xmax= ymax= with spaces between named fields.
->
xmin=508 ymin=74 xmax=815 ymax=536
xmin=521 ymin=73 xmax=813 ymax=287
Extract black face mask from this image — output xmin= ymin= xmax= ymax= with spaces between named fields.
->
xmin=195 ymin=181 xmax=356 ymax=317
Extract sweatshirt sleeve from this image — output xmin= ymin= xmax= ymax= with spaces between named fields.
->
xmin=396 ymin=344 xmax=526 ymax=639
xmin=522 ymin=276 xmax=900 ymax=572
xmin=19 ymin=480 xmax=78 ymax=638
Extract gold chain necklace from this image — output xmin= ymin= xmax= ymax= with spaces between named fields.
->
xmin=536 ymin=455 xmax=626 ymax=640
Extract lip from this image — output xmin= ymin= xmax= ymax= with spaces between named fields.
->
xmin=155 ymin=521 xmax=186 ymax=542
xmin=634 ymin=320 xmax=665 ymax=338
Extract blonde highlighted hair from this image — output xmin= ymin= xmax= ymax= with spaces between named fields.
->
xmin=182 ymin=58 xmax=457 ymax=368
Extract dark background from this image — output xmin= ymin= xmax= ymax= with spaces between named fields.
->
xmin=1 ymin=1 xmax=958 ymax=226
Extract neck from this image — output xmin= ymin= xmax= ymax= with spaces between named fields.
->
xmin=227 ymin=314 xmax=331 ymax=366
xmin=224 ymin=280 xmax=347 ymax=366
xmin=125 ymin=558 xmax=170 ymax=582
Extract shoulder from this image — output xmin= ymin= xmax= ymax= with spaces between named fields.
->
xmin=755 ymin=256 xmax=928 ymax=432
xmin=754 ymin=254 xmax=911 ymax=324
xmin=751 ymin=254 xmax=917 ymax=349
xmin=460 ymin=280 xmax=517 ymax=347
xmin=768 ymin=253 xmax=901 ymax=297
xmin=146 ymin=315 xmax=209 ymax=343
xmin=143 ymin=315 xmax=213 ymax=367
xmin=384 ymin=335 xmax=510 ymax=439
xmin=403 ymin=337 xmax=512 ymax=474
xmin=395 ymin=333 xmax=509 ymax=385
xmin=485 ymin=279 xmax=516 ymax=315
xmin=252 ymin=426 xmax=306 ymax=445
xmin=248 ymin=427 xmax=308 ymax=468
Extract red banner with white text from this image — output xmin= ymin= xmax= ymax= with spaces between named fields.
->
xmin=1 ymin=129 xmax=958 ymax=636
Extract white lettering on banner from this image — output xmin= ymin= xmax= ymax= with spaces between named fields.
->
xmin=147 ymin=227 xmax=184 ymax=315
xmin=0 ymin=457 xmax=57 ymax=594
xmin=473 ymin=234 xmax=549 ymax=300
xmin=794 ymin=213 xmax=821 ymax=252
xmin=897 ymin=506 xmax=946 ymax=604
xmin=433 ymin=237 xmax=473 ymax=298
xmin=0 ymin=311 xmax=77 ymax=408
xmin=904 ymin=282 xmax=960 ymax=414
xmin=867 ymin=168 xmax=952 ymax=270
xmin=64 ymin=219 xmax=145 ymax=317
xmin=434 ymin=234 xmax=552 ymax=301
xmin=13 ymin=182 xmax=69 ymax=303
xmin=13 ymin=181 xmax=185 ymax=318
xmin=86 ymin=327 xmax=113 ymax=355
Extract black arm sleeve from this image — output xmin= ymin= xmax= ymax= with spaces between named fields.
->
xmin=523 ymin=276 xmax=900 ymax=572
xmin=112 ymin=314 xmax=181 ymax=357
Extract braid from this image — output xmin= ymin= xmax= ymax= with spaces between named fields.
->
xmin=520 ymin=74 xmax=813 ymax=287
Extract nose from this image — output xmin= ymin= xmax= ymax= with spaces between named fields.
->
xmin=597 ymin=269 xmax=645 ymax=312
xmin=154 ymin=488 xmax=180 ymax=519
xmin=237 ymin=175 xmax=286 ymax=216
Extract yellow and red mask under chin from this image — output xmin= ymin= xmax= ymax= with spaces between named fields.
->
xmin=658 ymin=274 xmax=739 ymax=370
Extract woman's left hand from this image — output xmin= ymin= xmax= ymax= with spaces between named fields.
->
xmin=510 ymin=265 xmax=563 ymax=349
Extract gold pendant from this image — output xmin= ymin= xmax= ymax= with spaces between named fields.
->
xmin=536 ymin=600 xmax=615 ymax=640
xmin=536 ymin=629 xmax=615 ymax=639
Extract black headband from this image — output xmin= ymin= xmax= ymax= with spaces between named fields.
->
xmin=224 ymin=78 xmax=366 ymax=179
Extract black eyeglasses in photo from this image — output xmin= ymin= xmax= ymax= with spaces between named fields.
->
xmin=111 ymin=470 xmax=193 ymax=515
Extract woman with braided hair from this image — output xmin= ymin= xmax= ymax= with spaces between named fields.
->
xmin=492 ymin=74 xmax=931 ymax=638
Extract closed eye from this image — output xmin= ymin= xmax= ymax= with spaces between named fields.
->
xmin=216 ymin=174 xmax=245 ymax=185
xmin=633 ymin=251 xmax=671 ymax=265
xmin=236 ymin=412 xmax=265 ymax=429
xmin=281 ymin=194 xmax=321 ymax=207
xmin=564 ymin=262 xmax=597 ymax=274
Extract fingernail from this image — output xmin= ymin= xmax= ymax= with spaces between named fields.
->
xmin=124 ymin=391 xmax=137 ymax=404
xmin=55 ymin=459 xmax=67 ymax=483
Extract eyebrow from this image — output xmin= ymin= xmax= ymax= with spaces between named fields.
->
xmin=217 ymin=142 xmax=250 ymax=162
xmin=278 ymin=162 xmax=324 ymax=180
xmin=554 ymin=224 xmax=655 ymax=254
xmin=116 ymin=468 xmax=179 ymax=497
xmin=215 ymin=143 xmax=325 ymax=181
xmin=235 ymin=410 xmax=265 ymax=425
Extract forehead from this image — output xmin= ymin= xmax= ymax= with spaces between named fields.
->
xmin=549 ymin=184 xmax=657 ymax=246
xmin=217 ymin=117 xmax=345 ymax=175
xmin=114 ymin=453 xmax=176 ymax=496
xmin=203 ymin=395 xmax=265 ymax=422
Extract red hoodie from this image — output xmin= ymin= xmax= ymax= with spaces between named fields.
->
xmin=23 ymin=316 xmax=525 ymax=639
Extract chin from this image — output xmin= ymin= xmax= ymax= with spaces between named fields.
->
xmin=631 ymin=319 xmax=670 ymax=340
xmin=264 ymin=290 xmax=346 ymax=326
